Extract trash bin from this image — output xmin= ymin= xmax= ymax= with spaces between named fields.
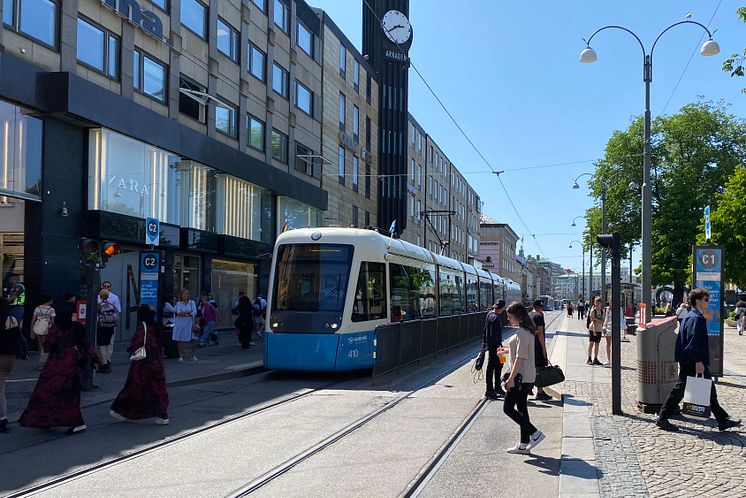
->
xmin=637 ymin=316 xmax=679 ymax=413
xmin=160 ymin=324 xmax=180 ymax=358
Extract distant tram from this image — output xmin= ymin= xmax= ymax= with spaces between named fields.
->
xmin=539 ymin=295 xmax=555 ymax=311
xmin=264 ymin=228 xmax=522 ymax=371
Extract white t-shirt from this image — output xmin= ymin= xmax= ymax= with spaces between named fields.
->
xmin=507 ymin=327 xmax=536 ymax=384
xmin=97 ymin=291 xmax=122 ymax=313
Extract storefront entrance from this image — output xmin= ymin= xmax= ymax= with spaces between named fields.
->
xmin=99 ymin=249 xmax=141 ymax=342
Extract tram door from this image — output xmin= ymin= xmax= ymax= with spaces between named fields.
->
xmin=100 ymin=250 xmax=140 ymax=342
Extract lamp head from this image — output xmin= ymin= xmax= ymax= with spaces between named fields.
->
xmin=629 ymin=181 xmax=640 ymax=191
xmin=579 ymin=47 xmax=598 ymax=63
xmin=571 ymin=221 xmax=576 ymax=227
xmin=700 ymin=39 xmax=720 ymax=57
xmin=572 ymin=181 xmax=580 ymax=189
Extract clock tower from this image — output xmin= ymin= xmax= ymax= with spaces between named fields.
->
xmin=363 ymin=0 xmax=412 ymax=235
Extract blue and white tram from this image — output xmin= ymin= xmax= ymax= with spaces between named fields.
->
xmin=264 ymin=227 xmax=519 ymax=371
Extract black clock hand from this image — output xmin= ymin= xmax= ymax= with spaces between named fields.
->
xmin=387 ymin=24 xmax=405 ymax=33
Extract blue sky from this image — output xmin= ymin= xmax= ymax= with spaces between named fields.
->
xmin=310 ymin=0 xmax=746 ymax=273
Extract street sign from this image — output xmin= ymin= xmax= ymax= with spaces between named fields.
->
xmin=692 ymin=245 xmax=724 ymax=377
xmin=140 ymin=251 xmax=160 ymax=309
xmin=145 ymin=217 xmax=160 ymax=246
xmin=704 ymin=205 xmax=711 ymax=242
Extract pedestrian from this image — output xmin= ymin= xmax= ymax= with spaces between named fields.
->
xmin=19 ymin=306 xmax=99 ymax=435
xmin=499 ymin=301 xmax=545 ymax=454
xmin=98 ymin=281 xmax=121 ymax=360
xmin=600 ymin=301 xmax=624 ymax=367
xmin=675 ymin=301 xmax=690 ymax=328
xmin=529 ymin=299 xmax=552 ymax=401
xmin=96 ymin=289 xmax=118 ymax=373
xmin=1 ymin=297 xmax=25 ymax=433
xmin=30 ymin=295 xmax=55 ymax=370
xmin=734 ymin=300 xmax=746 ymax=336
xmin=233 ymin=295 xmax=255 ymax=349
xmin=254 ymin=294 xmax=267 ymax=339
xmin=567 ymin=301 xmax=574 ymax=318
xmin=162 ymin=295 xmax=177 ymax=327
xmin=197 ymin=295 xmax=218 ymax=348
xmin=482 ymin=300 xmax=506 ymax=400
xmin=5 ymin=273 xmax=25 ymax=328
xmin=110 ymin=305 xmax=169 ymax=425
xmin=656 ymin=288 xmax=742 ymax=432
xmin=576 ymin=298 xmax=585 ymax=320
xmin=587 ymin=297 xmax=604 ymax=366
xmin=173 ymin=289 xmax=198 ymax=362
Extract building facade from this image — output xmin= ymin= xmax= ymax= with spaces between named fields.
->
xmin=555 ymin=273 xmax=579 ymax=301
xmin=0 ymin=0 xmax=337 ymax=337
xmin=478 ymin=216 xmax=521 ymax=284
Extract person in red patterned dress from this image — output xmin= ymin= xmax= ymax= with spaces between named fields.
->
xmin=110 ymin=305 xmax=169 ymax=425
xmin=19 ymin=304 xmax=98 ymax=435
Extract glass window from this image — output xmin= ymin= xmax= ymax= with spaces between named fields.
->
xmin=295 ymin=80 xmax=313 ymax=115
xmin=479 ymin=279 xmax=492 ymax=311
xmin=337 ymin=145 xmax=345 ymax=182
xmin=294 ymin=142 xmax=314 ymax=176
xmin=215 ymin=103 xmax=237 ymax=138
xmin=179 ymin=77 xmax=206 ymax=122
xmin=352 ymin=155 xmax=359 ymax=191
xmin=353 ymin=61 xmax=360 ymax=90
xmin=272 ymin=62 xmax=288 ymax=98
xmin=211 ymin=260 xmax=257 ymax=328
xmin=366 ymin=73 xmax=372 ymax=103
xmin=273 ymin=244 xmax=353 ymax=312
xmin=181 ymin=0 xmax=207 ymax=38
xmin=297 ymin=21 xmax=313 ymax=57
xmin=18 ymin=0 xmax=58 ymax=47
xmin=466 ymin=275 xmax=478 ymax=312
xmin=271 ymin=129 xmax=287 ymax=163
xmin=353 ymin=105 xmax=359 ymax=138
xmin=77 ymin=18 xmax=104 ymax=71
xmin=352 ymin=262 xmax=387 ymax=322
xmin=352 ymin=205 xmax=358 ymax=227
xmin=217 ymin=18 xmax=239 ymax=62
xmin=249 ymin=44 xmax=266 ymax=81
xmin=273 ymin=0 xmax=288 ymax=33
xmin=107 ymin=35 xmax=119 ymax=78
xmin=339 ymin=92 xmax=345 ymax=130
xmin=248 ymin=116 xmax=265 ymax=151
xmin=438 ymin=268 xmax=463 ymax=316
xmin=176 ymin=160 xmax=217 ymax=231
xmin=339 ymin=44 xmax=346 ymax=78
xmin=215 ymin=175 xmax=269 ymax=241
xmin=365 ymin=164 xmax=370 ymax=199
xmin=252 ymin=0 xmax=265 ymax=12
xmin=366 ymin=116 xmax=371 ymax=150
xmin=134 ymin=49 xmax=167 ymax=102
xmin=0 ymin=101 xmax=43 ymax=199
xmin=3 ymin=1 xmax=13 ymax=25
xmin=133 ymin=50 xmax=140 ymax=90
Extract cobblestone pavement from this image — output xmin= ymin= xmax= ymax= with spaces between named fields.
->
xmin=557 ymin=317 xmax=746 ymax=498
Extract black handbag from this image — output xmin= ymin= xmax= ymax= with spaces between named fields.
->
xmin=535 ymin=361 xmax=565 ymax=388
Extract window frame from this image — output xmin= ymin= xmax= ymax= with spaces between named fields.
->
xmin=181 ymin=0 xmax=208 ymax=40
xmin=249 ymin=43 xmax=267 ymax=82
xmin=76 ymin=16 xmax=120 ymax=80
xmin=353 ymin=60 xmax=360 ymax=91
xmin=216 ymin=17 xmax=240 ymax=63
xmin=338 ymin=145 xmax=345 ymax=185
xmin=247 ymin=115 xmax=266 ymax=152
xmin=297 ymin=20 xmax=314 ymax=57
xmin=133 ymin=48 xmax=168 ymax=104
xmin=352 ymin=105 xmax=359 ymax=141
xmin=4 ymin=0 xmax=60 ymax=50
xmin=273 ymin=0 xmax=289 ymax=34
xmin=339 ymin=44 xmax=346 ymax=78
xmin=294 ymin=141 xmax=316 ymax=177
xmin=295 ymin=80 xmax=313 ymax=116
xmin=338 ymin=92 xmax=346 ymax=131
xmin=251 ymin=0 xmax=266 ymax=12
xmin=352 ymin=155 xmax=359 ymax=192
xmin=179 ymin=75 xmax=207 ymax=123
xmin=271 ymin=128 xmax=288 ymax=163
xmin=272 ymin=62 xmax=289 ymax=98
xmin=215 ymin=100 xmax=238 ymax=139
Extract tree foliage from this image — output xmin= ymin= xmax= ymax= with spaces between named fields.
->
xmin=584 ymin=101 xmax=746 ymax=289
xmin=722 ymin=7 xmax=746 ymax=94
xmin=698 ymin=166 xmax=746 ymax=287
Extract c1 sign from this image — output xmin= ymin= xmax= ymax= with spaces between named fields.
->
xmin=692 ymin=245 xmax=724 ymax=377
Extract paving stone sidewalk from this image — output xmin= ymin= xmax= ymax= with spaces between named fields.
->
xmin=551 ymin=314 xmax=746 ymax=498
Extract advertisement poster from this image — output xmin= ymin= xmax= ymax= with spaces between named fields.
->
xmin=692 ymin=246 xmax=724 ymax=376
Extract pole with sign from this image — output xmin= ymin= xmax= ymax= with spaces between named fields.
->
xmin=692 ymin=246 xmax=724 ymax=377
xmin=140 ymin=251 xmax=160 ymax=312
xmin=145 ymin=217 xmax=160 ymax=246
xmin=704 ymin=205 xmax=711 ymax=243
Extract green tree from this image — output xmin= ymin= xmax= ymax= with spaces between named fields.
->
xmin=723 ymin=7 xmax=746 ymax=94
xmin=584 ymin=101 xmax=746 ymax=300
xmin=697 ymin=165 xmax=746 ymax=287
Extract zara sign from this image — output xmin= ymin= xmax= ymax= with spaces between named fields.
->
xmin=101 ymin=0 xmax=164 ymax=41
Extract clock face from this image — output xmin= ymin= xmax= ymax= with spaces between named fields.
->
xmin=381 ymin=10 xmax=412 ymax=45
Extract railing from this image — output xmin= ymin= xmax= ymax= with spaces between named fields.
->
xmin=372 ymin=312 xmax=487 ymax=382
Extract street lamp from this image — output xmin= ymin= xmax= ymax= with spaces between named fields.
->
xmin=580 ymin=20 xmax=719 ymax=321
xmin=570 ymin=240 xmax=586 ymax=299
xmin=571 ymin=215 xmax=592 ymax=299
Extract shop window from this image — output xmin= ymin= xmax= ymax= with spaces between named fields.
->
xmin=217 ymin=18 xmax=239 ymax=62
xmin=3 ymin=0 xmax=59 ymax=48
xmin=179 ymin=77 xmax=207 ymax=123
xmin=0 ymin=101 xmax=42 ymax=199
xmin=134 ymin=49 xmax=167 ymax=103
xmin=77 ymin=17 xmax=119 ymax=79
xmin=272 ymin=62 xmax=289 ymax=98
xmin=247 ymin=115 xmax=265 ymax=151
xmin=211 ymin=260 xmax=257 ymax=328
xmin=352 ymin=262 xmax=387 ymax=322
xmin=271 ymin=129 xmax=288 ymax=163
xmin=277 ymin=196 xmax=322 ymax=232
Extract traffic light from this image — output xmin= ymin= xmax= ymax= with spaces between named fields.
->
xmin=101 ymin=241 xmax=120 ymax=262
xmin=79 ymin=238 xmax=120 ymax=267
xmin=596 ymin=232 xmax=621 ymax=258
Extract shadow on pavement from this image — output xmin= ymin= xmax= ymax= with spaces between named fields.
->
xmin=523 ymin=455 xmax=561 ymax=476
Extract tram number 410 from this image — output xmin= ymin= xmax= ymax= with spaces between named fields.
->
xmin=347 ymin=349 xmax=359 ymax=359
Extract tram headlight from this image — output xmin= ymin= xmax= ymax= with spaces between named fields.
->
xmin=330 ymin=323 xmax=338 ymax=330
xmin=271 ymin=322 xmax=279 ymax=329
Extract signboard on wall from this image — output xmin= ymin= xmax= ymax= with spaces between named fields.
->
xmin=140 ymin=251 xmax=160 ymax=310
xmin=692 ymin=246 xmax=724 ymax=377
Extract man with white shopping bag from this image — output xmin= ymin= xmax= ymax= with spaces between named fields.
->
xmin=656 ymin=288 xmax=741 ymax=432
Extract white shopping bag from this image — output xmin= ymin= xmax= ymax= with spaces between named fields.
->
xmin=682 ymin=375 xmax=712 ymax=418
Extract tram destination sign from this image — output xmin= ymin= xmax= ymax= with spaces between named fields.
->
xmin=101 ymin=0 xmax=165 ymax=41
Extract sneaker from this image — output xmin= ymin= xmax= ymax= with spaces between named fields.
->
xmin=191 ymin=356 xmax=198 ymax=362
xmin=484 ymin=390 xmax=498 ymax=400
xmin=66 ymin=424 xmax=87 ymax=435
xmin=593 ymin=359 xmax=603 ymax=366
xmin=249 ymin=341 xmax=257 ymax=346
xmin=655 ymin=418 xmax=679 ymax=432
xmin=506 ymin=443 xmax=530 ymax=454
xmin=586 ymin=357 xmax=593 ymax=365
xmin=495 ymin=386 xmax=506 ymax=397
xmin=177 ymin=357 xmax=184 ymax=362
xmin=603 ymin=362 xmax=611 ymax=368
xmin=718 ymin=418 xmax=742 ymax=432
xmin=535 ymin=392 xmax=552 ymax=401
xmin=155 ymin=418 xmax=170 ymax=425
xmin=527 ymin=431 xmax=546 ymax=449
xmin=109 ymin=410 xmax=129 ymax=422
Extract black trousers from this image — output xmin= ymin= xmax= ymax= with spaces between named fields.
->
xmin=503 ymin=383 xmax=537 ymax=444
xmin=485 ymin=344 xmax=503 ymax=392
xmin=658 ymin=363 xmax=729 ymax=422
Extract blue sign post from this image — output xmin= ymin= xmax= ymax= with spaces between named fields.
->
xmin=140 ymin=251 xmax=160 ymax=311
xmin=692 ymin=246 xmax=724 ymax=377
xmin=145 ymin=217 xmax=160 ymax=246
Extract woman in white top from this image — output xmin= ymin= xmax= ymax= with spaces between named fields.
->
xmin=172 ymin=289 xmax=198 ymax=362
xmin=497 ymin=301 xmax=545 ymax=454
xmin=601 ymin=302 xmax=626 ymax=367
xmin=31 ymin=295 xmax=55 ymax=369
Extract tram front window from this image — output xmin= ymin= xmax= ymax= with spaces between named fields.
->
xmin=273 ymin=244 xmax=353 ymax=313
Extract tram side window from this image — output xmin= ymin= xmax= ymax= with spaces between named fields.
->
xmin=409 ymin=266 xmax=436 ymax=318
xmin=479 ymin=280 xmax=492 ymax=311
xmin=466 ymin=275 xmax=478 ymax=312
xmin=389 ymin=263 xmax=413 ymax=321
xmin=352 ymin=262 xmax=387 ymax=322
xmin=439 ymin=269 xmax=463 ymax=315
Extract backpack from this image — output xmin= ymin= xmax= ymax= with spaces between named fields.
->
xmin=32 ymin=308 xmax=52 ymax=336
xmin=98 ymin=300 xmax=119 ymax=328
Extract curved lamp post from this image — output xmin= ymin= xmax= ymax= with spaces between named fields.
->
xmin=579 ymin=20 xmax=719 ymax=322
xmin=569 ymin=240 xmax=586 ymax=299
xmin=571 ymin=215 xmax=592 ymax=299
